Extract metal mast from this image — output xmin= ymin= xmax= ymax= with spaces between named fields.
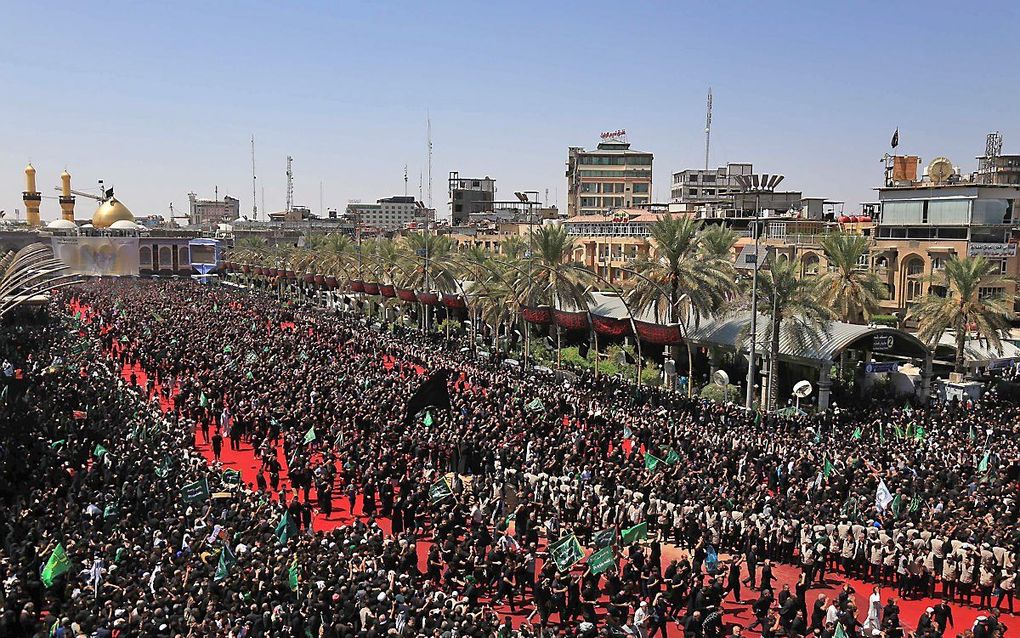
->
xmin=285 ymin=156 xmax=294 ymax=213
xmin=705 ymin=88 xmax=713 ymax=170
xmin=251 ymin=135 xmax=258 ymax=220
xmin=404 ymin=164 xmax=408 ymax=197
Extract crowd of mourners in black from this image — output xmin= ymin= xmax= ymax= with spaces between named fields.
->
xmin=0 ymin=279 xmax=1016 ymax=638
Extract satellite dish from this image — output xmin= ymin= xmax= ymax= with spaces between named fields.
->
xmin=927 ymin=157 xmax=953 ymax=184
xmin=793 ymin=380 xmax=813 ymax=398
xmin=713 ymin=369 xmax=730 ymax=387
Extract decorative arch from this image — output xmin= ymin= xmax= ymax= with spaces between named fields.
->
xmin=158 ymin=246 xmax=173 ymax=271
xmin=901 ymin=254 xmax=926 ymax=302
xmin=801 ymin=252 xmax=820 ymax=277
xmin=139 ymin=245 xmax=152 ymax=266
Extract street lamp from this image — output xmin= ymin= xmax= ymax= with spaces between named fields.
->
xmin=733 ymin=173 xmax=783 ymax=411
xmin=515 ymin=191 xmax=535 ymax=365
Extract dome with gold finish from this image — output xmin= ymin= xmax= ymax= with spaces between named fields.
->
xmin=92 ymin=197 xmax=135 ymax=228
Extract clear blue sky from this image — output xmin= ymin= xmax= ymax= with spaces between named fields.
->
xmin=1 ymin=1 xmax=1017 ymax=221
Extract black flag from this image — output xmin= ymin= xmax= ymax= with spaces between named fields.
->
xmin=890 ymin=128 xmax=899 ymax=149
xmin=404 ymin=368 xmax=452 ymax=425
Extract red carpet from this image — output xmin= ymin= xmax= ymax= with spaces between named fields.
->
xmin=75 ymin=299 xmax=1017 ymax=634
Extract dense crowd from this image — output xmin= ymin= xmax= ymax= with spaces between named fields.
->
xmin=0 ymin=279 xmax=1016 ymax=638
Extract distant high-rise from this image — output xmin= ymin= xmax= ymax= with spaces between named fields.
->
xmin=448 ymin=172 xmax=495 ymax=225
xmin=565 ymin=133 xmax=652 ymax=217
xmin=188 ymin=192 xmax=240 ymax=226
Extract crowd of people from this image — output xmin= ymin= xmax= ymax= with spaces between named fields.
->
xmin=0 ymin=279 xmax=1016 ymax=638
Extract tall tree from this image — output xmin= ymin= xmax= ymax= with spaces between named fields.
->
xmin=907 ymin=255 xmax=1014 ymax=373
xmin=755 ymin=256 xmax=832 ymax=411
xmin=627 ymin=215 xmax=736 ymax=394
xmin=815 ymin=232 xmax=887 ymax=323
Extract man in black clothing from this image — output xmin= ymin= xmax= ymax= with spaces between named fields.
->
xmin=932 ymin=600 xmax=954 ymax=637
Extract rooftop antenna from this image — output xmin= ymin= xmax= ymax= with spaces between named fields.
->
xmin=704 ymin=87 xmax=713 ymax=170
xmin=419 ymin=171 xmax=423 ymax=203
xmin=404 ymin=164 xmax=408 ymax=197
xmin=319 ymin=180 xmax=324 ymax=218
xmin=261 ymin=186 xmax=265 ymax=217
xmin=251 ymin=135 xmax=258 ymax=221
xmin=426 ymin=111 xmax=433 ymax=209
xmin=285 ymin=156 xmax=294 ymax=213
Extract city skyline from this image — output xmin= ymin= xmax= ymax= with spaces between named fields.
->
xmin=2 ymin=0 xmax=1018 ymax=221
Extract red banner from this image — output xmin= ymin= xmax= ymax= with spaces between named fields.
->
xmin=521 ymin=306 xmax=553 ymax=325
xmin=634 ymin=320 xmax=682 ymax=345
xmin=554 ymin=310 xmax=589 ymax=331
xmin=591 ymin=314 xmax=631 ymax=337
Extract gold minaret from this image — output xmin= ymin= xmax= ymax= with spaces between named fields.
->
xmin=22 ymin=164 xmax=41 ymax=226
xmin=59 ymin=170 xmax=76 ymax=222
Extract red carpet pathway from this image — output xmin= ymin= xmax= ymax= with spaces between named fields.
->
xmin=88 ymin=302 xmax=1015 ymax=635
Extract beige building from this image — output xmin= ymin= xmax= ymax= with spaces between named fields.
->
xmin=566 ymin=137 xmax=653 ymax=218
xmin=869 ymin=182 xmax=1020 ymax=322
xmin=564 ymin=209 xmax=657 ymax=284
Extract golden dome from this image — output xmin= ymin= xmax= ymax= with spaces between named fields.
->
xmin=92 ymin=197 xmax=135 ymax=228
xmin=25 ymin=164 xmax=36 ymax=175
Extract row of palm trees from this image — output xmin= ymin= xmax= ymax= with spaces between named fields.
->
xmin=227 ymin=216 xmax=1015 ymax=406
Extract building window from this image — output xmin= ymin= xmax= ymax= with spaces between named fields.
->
xmin=979 ymin=287 xmax=1005 ymax=300
xmin=905 ymin=257 xmax=925 ymax=301
xmin=633 ymin=183 xmax=649 ymax=193
xmin=930 ymin=257 xmax=944 ymax=271
xmin=688 ymin=189 xmax=698 ymax=196
xmin=802 ymin=254 xmax=820 ymax=276
xmin=688 ymin=174 xmax=698 ymax=183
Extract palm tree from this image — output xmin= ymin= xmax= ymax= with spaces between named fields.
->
xmin=519 ymin=224 xmax=592 ymax=366
xmin=815 ymin=232 xmax=886 ymax=323
xmin=698 ymin=224 xmax=740 ymax=261
xmin=755 ymin=256 xmax=832 ymax=410
xmin=627 ymin=215 xmax=737 ymax=395
xmin=907 ymin=255 xmax=1014 ymax=373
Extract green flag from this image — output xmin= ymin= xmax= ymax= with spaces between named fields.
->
xmin=93 ymin=444 xmax=108 ymax=459
xmin=913 ymin=424 xmax=925 ymax=441
xmin=851 ymin=426 xmax=862 ymax=440
xmin=823 ymin=458 xmax=834 ymax=478
xmin=621 ymin=521 xmax=648 ymax=545
xmin=891 ymin=494 xmax=902 ymax=517
xmin=222 ymin=469 xmax=241 ymax=485
xmin=547 ymin=534 xmax=584 ymax=572
xmin=288 ymin=558 xmax=300 ymax=591
xmin=586 ymin=545 xmax=616 ymax=575
xmin=49 ymin=439 xmax=67 ymax=449
xmin=103 ymin=504 xmax=118 ymax=520
xmin=968 ymin=424 xmax=975 ymax=441
xmin=275 ymin=512 xmax=297 ymax=545
xmin=903 ymin=402 xmax=913 ymax=416
xmin=423 ymin=411 xmax=433 ymax=427
xmin=246 ymin=371 xmax=254 ymax=380
xmin=908 ymin=494 xmax=922 ymax=513
xmin=428 ymin=476 xmax=453 ymax=503
xmin=525 ymin=397 xmax=545 ymax=413
xmin=662 ymin=448 xmax=681 ymax=465
xmin=834 ymin=622 xmax=847 ymax=638
xmin=592 ymin=527 xmax=617 ymax=548
xmin=303 ymin=427 xmax=316 ymax=444
xmin=180 ymin=477 xmax=211 ymax=504
xmin=199 ymin=392 xmax=209 ymax=408
xmin=214 ymin=551 xmax=229 ymax=581
xmin=154 ymin=455 xmax=173 ymax=478
xmin=978 ymin=451 xmax=990 ymax=473
xmin=223 ymin=345 xmax=233 ymax=354
xmin=622 ymin=425 xmax=633 ymax=440
xmin=41 ymin=544 xmax=71 ymax=587
xmin=893 ymin=424 xmax=904 ymax=440
xmin=644 ymin=452 xmax=662 ymax=472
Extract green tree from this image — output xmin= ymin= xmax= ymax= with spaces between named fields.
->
xmin=627 ymin=215 xmax=736 ymax=395
xmin=815 ymin=232 xmax=886 ymax=323
xmin=907 ymin=255 xmax=1014 ymax=373
xmin=698 ymin=224 xmax=740 ymax=260
xmin=755 ymin=256 xmax=832 ymax=411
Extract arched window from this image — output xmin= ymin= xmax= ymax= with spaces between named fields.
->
xmin=802 ymin=254 xmax=820 ymax=277
xmin=139 ymin=246 xmax=152 ymax=266
xmin=905 ymin=257 xmax=925 ymax=301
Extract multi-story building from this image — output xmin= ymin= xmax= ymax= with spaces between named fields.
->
xmin=345 ymin=196 xmax=429 ymax=231
xmin=448 ymin=172 xmax=495 ymax=225
xmin=670 ymin=162 xmax=805 ymax=218
xmin=564 ymin=209 xmax=661 ymax=284
xmin=870 ymin=178 xmax=1020 ymax=320
xmin=566 ymin=136 xmax=653 ymax=218
xmin=671 ymin=162 xmax=750 ymax=211
xmin=188 ymin=192 xmax=240 ymax=226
